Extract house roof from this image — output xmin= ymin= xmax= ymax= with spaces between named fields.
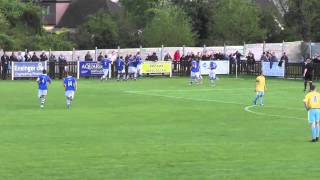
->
xmin=56 ymin=0 xmax=122 ymax=28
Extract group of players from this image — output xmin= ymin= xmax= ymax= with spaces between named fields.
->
xmin=189 ymin=59 xmax=218 ymax=86
xmin=100 ymin=53 xmax=143 ymax=81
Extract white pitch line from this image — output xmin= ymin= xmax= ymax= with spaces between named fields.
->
xmin=244 ymin=105 xmax=305 ymax=120
xmin=124 ymin=91 xmax=303 ymax=111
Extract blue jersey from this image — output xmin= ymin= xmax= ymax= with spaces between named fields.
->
xmin=101 ymin=58 xmax=112 ymax=69
xmin=116 ymin=59 xmax=125 ymax=71
xmin=37 ymin=74 xmax=51 ymax=90
xmin=64 ymin=76 xmax=76 ymax=91
xmin=136 ymin=55 xmax=142 ymax=65
xmin=128 ymin=57 xmax=136 ymax=67
xmin=210 ymin=61 xmax=217 ymax=70
xmin=191 ymin=60 xmax=199 ymax=73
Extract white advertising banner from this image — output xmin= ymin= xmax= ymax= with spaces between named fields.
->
xmin=200 ymin=61 xmax=230 ymax=75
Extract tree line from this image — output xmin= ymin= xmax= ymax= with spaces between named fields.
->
xmin=0 ymin=0 xmax=320 ymax=51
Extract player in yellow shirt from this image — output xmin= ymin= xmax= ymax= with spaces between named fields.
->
xmin=253 ymin=72 xmax=266 ymax=106
xmin=304 ymin=85 xmax=320 ymax=142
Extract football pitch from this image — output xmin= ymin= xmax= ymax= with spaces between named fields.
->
xmin=0 ymin=76 xmax=319 ymax=179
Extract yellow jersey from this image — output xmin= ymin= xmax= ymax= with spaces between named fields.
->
xmin=304 ymin=91 xmax=320 ymax=109
xmin=256 ymin=75 xmax=266 ymax=92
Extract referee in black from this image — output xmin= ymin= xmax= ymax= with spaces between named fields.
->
xmin=303 ymin=58 xmax=314 ymax=92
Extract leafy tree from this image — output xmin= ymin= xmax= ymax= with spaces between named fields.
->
xmin=284 ymin=0 xmax=320 ymax=41
xmin=143 ymin=6 xmax=195 ymax=47
xmin=211 ymin=0 xmax=266 ymax=44
xmin=171 ymin=0 xmax=216 ymax=45
xmin=73 ymin=11 xmax=119 ymax=49
xmin=120 ymin=0 xmax=159 ymax=27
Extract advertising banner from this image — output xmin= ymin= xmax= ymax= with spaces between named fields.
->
xmin=12 ymin=62 xmax=47 ymax=79
xmin=261 ymin=62 xmax=285 ymax=77
xmin=79 ymin=61 xmax=104 ymax=77
xmin=200 ymin=61 xmax=230 ymax=75
xmin=141 ymin=61 xmax=172 ymax=76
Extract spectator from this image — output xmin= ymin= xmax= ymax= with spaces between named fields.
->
xmin=10 ymin=52 xmax=18 ymax=62
xmin=246 ymin=51 xmax=255 ymax=72
xmin=312 ymin=54 xmax=320 ymax=63
xmin=1 ymin=51 xmax=10 ymax=80
xmin=85 ymin=51 xmax=93 ymax=61
xmin=279 ymin=52 xmax=288 ymax=67
xmin=234 ymin=51 xmax=242 ymax=61
xmin=148 ymin=52 xmax=158 ymax=61
xmin=269 ymin=52 xmax=278 ymax=69
xmin=24 ymin=51 xmax=31 ymax=62
xmin=40 ymin=52 xmax=48 ymax=62
xmin=97 ymin=52 xmax=104 ymax=62
xmin=164 ymin=53 xmax=172 ymax=61
xmin=260 ymin=52 xmax=268 ymax=62
xmin=174 ymin=50 xmax=181 ymax=62
xmin=31 ymin=52 xmax=39 ymax=62
xmin=17 ymin=52 xmax=24 ymax=62
xmin=49 ymin=54 xmax=57 ymax=79
xmin=58 ymin=54 xmax=67 ymax=79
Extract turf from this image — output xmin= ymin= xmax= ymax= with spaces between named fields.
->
xmin=0 ymin=76 xmax=319 ymax=179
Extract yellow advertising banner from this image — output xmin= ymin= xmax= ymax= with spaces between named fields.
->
xmin=141 ymin=61 xmax=172 ymax=74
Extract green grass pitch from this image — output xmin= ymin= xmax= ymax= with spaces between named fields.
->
xmin=0 ymin=76 xmax=319 ymax=179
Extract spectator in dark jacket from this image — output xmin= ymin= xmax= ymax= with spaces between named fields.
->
xmin=85 ymin=51 xmax=93 ymax=61
xmin=31 ymin=52 xmax=39 ymax=62
xmin=10 ymin=52 xmax=18 ymax=62
xmin=24 ymin=52 xmax=31 ymax=62
xmin=164 ymin=53 xmax=172 ymax=61
xmin=49 ymin=54 xmax=57 ymax=79
xmin=58 ymin=54 xmax=67 ymax=79
xmin=97 ymin=52 xmax=104 ymax=62
xmin=1 ymin=51 xmax=10 ymax=80
xmin=40 ymin=52 xmax=48 ymax=62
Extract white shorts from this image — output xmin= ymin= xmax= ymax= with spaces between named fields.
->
xmin=38 ymin=90 xmax=47 ymax=98
xmin=209 ymin=69 xmax=216 ymax=79
xmin=191 ymin=72 xmax=200 ymax=79
xmin=103 ymin=69 xmax=109 ymax=76
xmin=129 ymin=67 xmax=137 ymax=74
xmin=117 ymin=70 xmax=125 ymax=74
xmin=65 ymin=90 xmax=75 ymax=99
xmin=137 ymin=65 xmax=142 ymax=71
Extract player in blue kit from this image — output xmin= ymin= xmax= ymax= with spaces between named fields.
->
xmin=115 ymin=56 xmax=126 ymax=81
xmin=127 ymin=55 xmax=137 ymax=80
xmin=63 ymin=72 xmax=77 ymax=109
xmin=135 ymin=53 xmax=143 ymax=78
xmin=36 ymin=69 xmax=52 ymax=108
xmin=209 ymin=60 xmax=217 ymax=86
xmin=190 ymin=59 xmax=201 ymax=85
xmin=100 ymin=55 xmax=112 ymax=81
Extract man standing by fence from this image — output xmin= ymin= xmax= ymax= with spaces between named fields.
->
xmin=1 ymin=51 xmax=10 ymax=80
xmin=304 ymin=58 xmax=313 ymax=92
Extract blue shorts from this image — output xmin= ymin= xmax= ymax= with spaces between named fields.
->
xmin=256 ymin=91 xmax=264 ymax=97
xmin=308 ymin=109 xmax=320 ymax=123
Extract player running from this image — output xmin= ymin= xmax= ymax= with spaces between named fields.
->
xmin=63 ymin=72 xmax=77 ymax=109
xmin=127 ymin=55 xmax=137 ymax=80
xmin=190 ymin=59 xmax=201 ymax=85
xmin=115 ymin=56 xmax=126 ymax=81
xmin=209 ymin=60 xmax=217 ymax=86
xmin=303 ymin=85 xmax=320 ymax=142
xmin=136 ymin=53 xmax=143 ymax=78
xmin=100 ymin=55 xmax=112 ymax=81
xmin=36 ymin=69 xmax=52 ymax=108
xmin=253 ymin=72 xmax=266 ymax=106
